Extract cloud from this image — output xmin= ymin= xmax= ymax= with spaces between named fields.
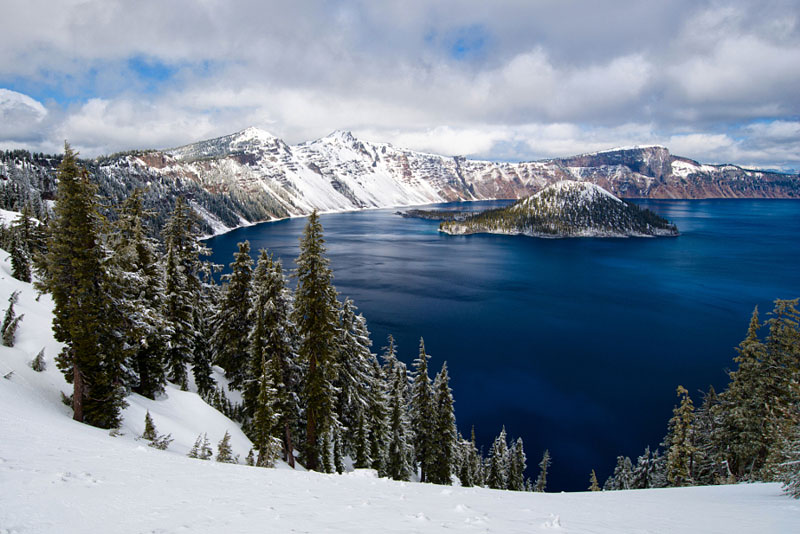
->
xmin=0 ymin=0 xmax=798 ymax=170
xmin=0 ymin=89 xmax=48 ymax=142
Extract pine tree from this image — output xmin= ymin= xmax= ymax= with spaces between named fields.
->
xmin=760 ymin=299 xmax=800 ymax=480
xmin=252 ymin=356 xmax=281 ymax=468
xmin=188 ymin=434 xmax=204 ymax=459
xmin=321 ymin=431 xmax=334 ymax=474
xmin=212 ymin=241 xmax=253 ymax=389
xmin=334 ymin=298 xmax=381 ymax=464
xmin=199 ymin=433 xmax=213 ymax=460
xmin=716 ymin=307 xmax=770 ymax=479
xmin=666 ymin=385 xmax=696 ymax=486
xmin=383 ymin=355 xmax=413 ymax=481
xmin=162 ymin=198 xmax=198 ymax=390
xmin=30 ymin=348 xmax=46 ymax=372
xmin=589 ymin=469 xmax=600 ymax=491
xmin=693 ymin=386 xmax=726 ymax=485
xmin=427 ymin=362 xmax=457 ymax=485
xmin=246 ymin=250 xmax=300 ymax=467
xmin=142 ymin=411 xmax=158 ymax=442
xmin=508 ymin=437 xmax=527 ymax=491
xmin=9 ymin=231 xmax=31 ymax=282
xmin=333 ymin=427 xmax=345 ymax=474
xmin=780 ymin=424 xmax=800 ymax=498
xmin=486 ymin=427 xmax=509 ymax=489
xmin=1 ymin=291 xmax=24 ymax=347
xmin=293 ymin=211 xmax=339 ymax=471
xmin=410 ymin=338 xmax=436 ymax=483
xmin=105 ymin=189 xmax=168 ymax=399
xmin=40 ymin=144 xmax=126 ymax=428
xmin=534 ymin=449 xmax=552 ymax=492
xmin=216 ymin=431 xmax=236 ymax=463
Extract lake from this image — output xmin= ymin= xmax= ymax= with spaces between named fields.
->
xmin=205 ymin=199 xmax=800 ymax=491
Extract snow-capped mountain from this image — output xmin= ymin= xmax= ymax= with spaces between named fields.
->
xmin=440 ymin=180 xmax=679 ymax=238
xmin=2 ymin=128 xmax=798 ymax=236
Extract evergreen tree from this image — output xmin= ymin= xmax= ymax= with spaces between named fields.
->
xmin=9 ymin=231 xmax=31 ymax=282
xmin=105 ymin=189 xmax=168 ymax=399
xmin=428 ymin=362 xmax=457 ymax=485
xmin=142 ymin=410 xmax=158 ymax=441
xmin=216 ymin=431 xmax=236 ymax=463
xmin=666 ymin=385 xmax=696 ymax=486
xmin=252 ymin=356 xmax=281 ymax=468
xmin=486 ymin=427 xmax=509 ymax=489
xmin=780 ymin=424 xmax=800 ymax=498
xmin=321 ymin=431 xmax=334 ymax=474
xmin=632 ymin=446 xmax=666 ymax=489
xmin=383 ymin=354 xmax=413 ymax=481
xmin=333 ymin=426 xmax=345 ymax=474
xmin=188 ymin=434 xmax=204 ymax=459
xmin=1 ymin=291 xmax=23 ymax=347
xmin=30 ymin=348 xmax=46 ymax=372
xmin=508 ymin=437 xmax=527 ymax=491
xmin=693 ymin=386 xmax=726 ymax=485
xmin=212 ymin=241 xmax=253 ymax=389
xmin=589 ymin=469 xmax=600 ymax=491
xmin=334 ymin=298 xmax=381 ymax=463
xmin=410 ymin=338 xmax=436 ymax=483
xmin=40 ymin=144 xmax=125 ymax=428
xmin=293 ymin=211 xmax=339 ymax=471
xmin=162 ymin=198 xmax=199 ymax=390
xmin=246 ymin=250 xmax=300 ymax=467
xmin=716 ymin=308 xmax=770 ymax=479
xmin=534 ymin=449 xmax=551 ymax=492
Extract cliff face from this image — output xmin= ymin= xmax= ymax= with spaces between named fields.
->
xmin=2 ymin=129 xmax=798 ymax=236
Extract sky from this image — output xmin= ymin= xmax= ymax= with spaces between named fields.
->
xmin=0 ymin=0 xmax=798 ymax=170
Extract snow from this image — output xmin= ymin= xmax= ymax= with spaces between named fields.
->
xmin=1 ymin=252 xmax=798 ymax=533
xmin=671 ymin=159 xmax=700 ymax=178
xmin=0 ymin=208 xmax=22 ymax=226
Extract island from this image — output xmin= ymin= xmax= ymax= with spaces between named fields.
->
xmin=438 ymin=180 xmax=679 ymax=238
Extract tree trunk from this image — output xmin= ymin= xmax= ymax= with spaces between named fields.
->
xmin=285 ymin=422 xmax=295 ymax=468
xmin=72 ymin=360 xmax=84 ymax=422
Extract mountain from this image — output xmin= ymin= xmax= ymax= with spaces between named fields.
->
xmin=1 ymin=128 xmax=798 ymax=236
xmin=440 ymin=181 xmax=679 ymax=238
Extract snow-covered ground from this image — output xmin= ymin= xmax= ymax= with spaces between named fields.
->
xmin=1 ymin=248 xmax=798 ymax=533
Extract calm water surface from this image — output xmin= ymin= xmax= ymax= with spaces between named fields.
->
xmin=206 ymin=200 xmax=800 ymax=491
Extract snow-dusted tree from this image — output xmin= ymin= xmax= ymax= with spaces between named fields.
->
xmin=105 ymin=189 xmax=169 ymax=399
xmin=781 ymin=424 xmax=800 ymax=498
xmin=212 ymin=241 xmax=253 ymax=389
xmin=457 ymin=428 xmax=482 ymax=488
xmin=486 ymin=427 xmax=509 ymax=489
xmin=666 ymin=385 xmax=696 ymax=486
xmin=1 ymin=290 xmax=23 ymax=347
xmin=252 ymin=356 xmax=281 ymax=468
xmin=216 ymin=431 xmax=236 ymax=463
xmin=141 ymin=411 xmax=172 ymax=450
xmin=30 ymin=348 xmax=46 ymax=372
xmin=410 ymin=338 xmax=436 ymax=483
xmin=293 ymin=211 xmax=340 ymax=471
xmin=427 ymin=362 xmax=457 ymax=485
xmin=692 ymin=386 xmax=726 ymax=485
xmin=9 ymin=231 xmax=31 ymax=282
xmin=631 ymin=446 xmax=666 ymax=489
xmin=383 ymin=355 xmax=413 ymax=481
xmin=589 ymin=469 xmax=600 ymax=491
xmin=41 ymin=144 xmax=125 ymax=428
xmin=162 ymin=198 xmax=204 ymax=390
xmin=188 ymin=433 xmax=214 ymax=460
xmin=334 ymin=298 xmax=381 ymax=462
xmin=246 ymin=251 xmax=301 ymax=467
xmin=508 ymin=437 xmax=527 ymax=491
xmin=534 ymin=449 xmax=552 ymax=492
xmin=608 ymin=455 xmax=634 ymax=490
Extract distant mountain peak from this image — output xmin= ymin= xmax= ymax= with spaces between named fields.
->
xmin=235 ymin=126 xmax=279 ymax=143
xmin=323 ymin=129 xmax=358 ymax=144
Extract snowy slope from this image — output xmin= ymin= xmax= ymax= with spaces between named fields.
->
xmin=1 ymin=250 xmax=798 ymax=533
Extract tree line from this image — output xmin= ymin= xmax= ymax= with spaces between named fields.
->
xmin=5 ymin=144 xmax=552 ymax=490
xmin=599 ymin=299 xmax=800 ymax=497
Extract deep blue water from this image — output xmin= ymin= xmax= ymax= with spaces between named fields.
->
xmin=205 ymin=200 xmax=800 ymax=491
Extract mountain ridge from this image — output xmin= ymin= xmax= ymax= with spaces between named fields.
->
xmin=1 ymin=127 xmax=798 ymax=236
